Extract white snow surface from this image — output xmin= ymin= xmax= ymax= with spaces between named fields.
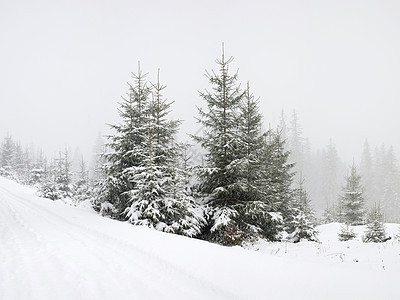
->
xmin=1 ymin=176 xmax=399 ymax=300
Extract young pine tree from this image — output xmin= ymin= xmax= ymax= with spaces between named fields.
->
xmin=0 ymin=135 xmax=15 ymax=178
xmin=39 ymin=150 xmax=73 ymax=200
xmin=288 ymin=175 xmax=318 ymax=243
xmin=322 ymin=203 xmax=336 ymax=224
xmin=338 ymin=224 xmax=357 ymax=241
xmin=339 ymin=162 xmax=365 ymax=225
xmin=74 ymin=157 xmax=91 ymax=203
xmin=363 ymin=203 xmax=387 ymax=243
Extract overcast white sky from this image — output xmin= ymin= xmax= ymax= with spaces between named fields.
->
xmin=1 ymin=0 xmax=400 ymax=162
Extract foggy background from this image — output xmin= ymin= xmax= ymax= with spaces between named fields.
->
xmin=1 ymin=0 xmax=400 ymax=163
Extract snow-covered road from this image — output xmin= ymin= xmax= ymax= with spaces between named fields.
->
xmin=0 ymin=178 xmax=235 ymax=300
xmin=0 ymin=177 xmax=399 ymax=300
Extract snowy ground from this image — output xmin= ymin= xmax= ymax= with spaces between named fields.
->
xmin=251 ymin=223 xmax=400 ymax=273
xmin=1 ymin=177 xmax=399 ymax=300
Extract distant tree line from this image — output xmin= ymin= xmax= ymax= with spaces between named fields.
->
xmin=0 ymin=136 xmax=94 ymax=204
xmin=279 ymin=111 xmax=400 ymax=224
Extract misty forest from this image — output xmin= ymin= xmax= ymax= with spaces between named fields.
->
xmin=1 ymin=48 xmax=399 ymax=245
xmin=2 ymin=46 xmax=400 ymax=299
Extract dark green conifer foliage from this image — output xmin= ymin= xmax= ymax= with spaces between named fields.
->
xmin=236 ymin=84 xmax=284 ymax=241
xmin=236 ymin=82 xmax=265 ymax=200
xmin=263 ymin=129 xmax=295 ymax=223
xmin=192 ymin=45 xmax=246 ymax=242
xmin=193 ymin=45 xmax=245 ymax=207
xmin=289 ymin=175 xmax=318 ymax=242
xmin=340 ymin=162 xmax=365 ymax=225
xmin=193 ymin=47 xmax=296 ymax=243
xmin=99 ymin=63 xmax=151 ymax=218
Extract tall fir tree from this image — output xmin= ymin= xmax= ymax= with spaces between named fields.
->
xmin=236 ymin=128 xmax=295 ymax=242
xmin=339 ymin=162 xmax=365 ymax=225
xmin=236 ymin=83 xmax=286 ymax=241
xmin=288 ymin=110 xmax=305 ymax=184
xmin=288 ymin=175 xmax=318 ymax=242
xmin=263 ymin=129 xmax=295 ymax=228
xmin=381 ymin=146 xmax=400 ymax=222
xmin=360 ymin=140 xmax=374 ymax=208
xmin=322 ymin=139 xmax=341 ymax=211
xmin=96 ymin=63 xmax=152 ymax=218
xmin=278 ymin=110 xmax=288 ymax=142
xmin=192 ymin=47 xmax=290 ymax=243
xmin=124 ymin=69 xmax=204 ymax=236
xmin=193 ymin=45 xmax=245 ymax=242
xmin=236 ymin=82 xmax=265 ymax=200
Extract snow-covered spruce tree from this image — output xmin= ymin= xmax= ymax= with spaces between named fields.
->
xmin=288 ymin=110 xmax=306 ymax=184
xmin=322 ymin=203 xmax=336 ymax=224
xmin=381 ymin=146 xmax=400 ymax=222
xmin=21 ymin=147 xmax=33 ymax=184
xmin=57 ymin=149 xmax=73 ymax=198
xmin=124 ymin=69 xmax=204 ymax=237
xmin=192 ymin=49 xmax=284 ymax=243
xmin=288 ymin=175 xmax=318 ymax=242
xmin=235 ymin=82 xmax=280 ymax=241
xmin=339 ymin=162 xmax=365 ymax=225
xmin=338 ymin=224 xmax=357 ymax=241
xmin=278 ymin=110 xmax=288 ymax=142
xmin=192 ymin=46 xmax=246 ymax=244
xmin=179 ymin=142 xmax=194 ymax=189
xmin=236 ymin=128 xmax=293 ymax=242
xmin=363 ymin=203 xmax=387 ymax=243
xmin=94 ymin=64 xmax=152 ymax=218
xmin=335 ymin=197 xmax=345 ymax=223
xmin=30 ymin=149 xmax=46 ymax=185
xmin=0 ymin=135 xmax=16 ymax=178
xmin=261 ymin=129 xmax=295 ymax=239
xmin=39 ymin=150 xmax=73 ymax=200
xmin=322 ymin=140 xmax=341 ymax=214
xmin=91 ymin=133 xmax=106 ymax=183
xmin=12 ymin=142 xmax=24 ymax=180
xmin=193 ymin=66 xmax=295 ymax=244
xmin=360 ymin=140 xmax=374 ymax=208
xmin=74 ymin=157 xmax=92 ymax=203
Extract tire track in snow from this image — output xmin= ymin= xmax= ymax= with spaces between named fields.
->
xmin=0 ymin=191 xmax=66 ymax=300
xmin=0 ymin=187 xmax=157 ymax=300
xmin=0 ymin=181 xmax=239 ymax=300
